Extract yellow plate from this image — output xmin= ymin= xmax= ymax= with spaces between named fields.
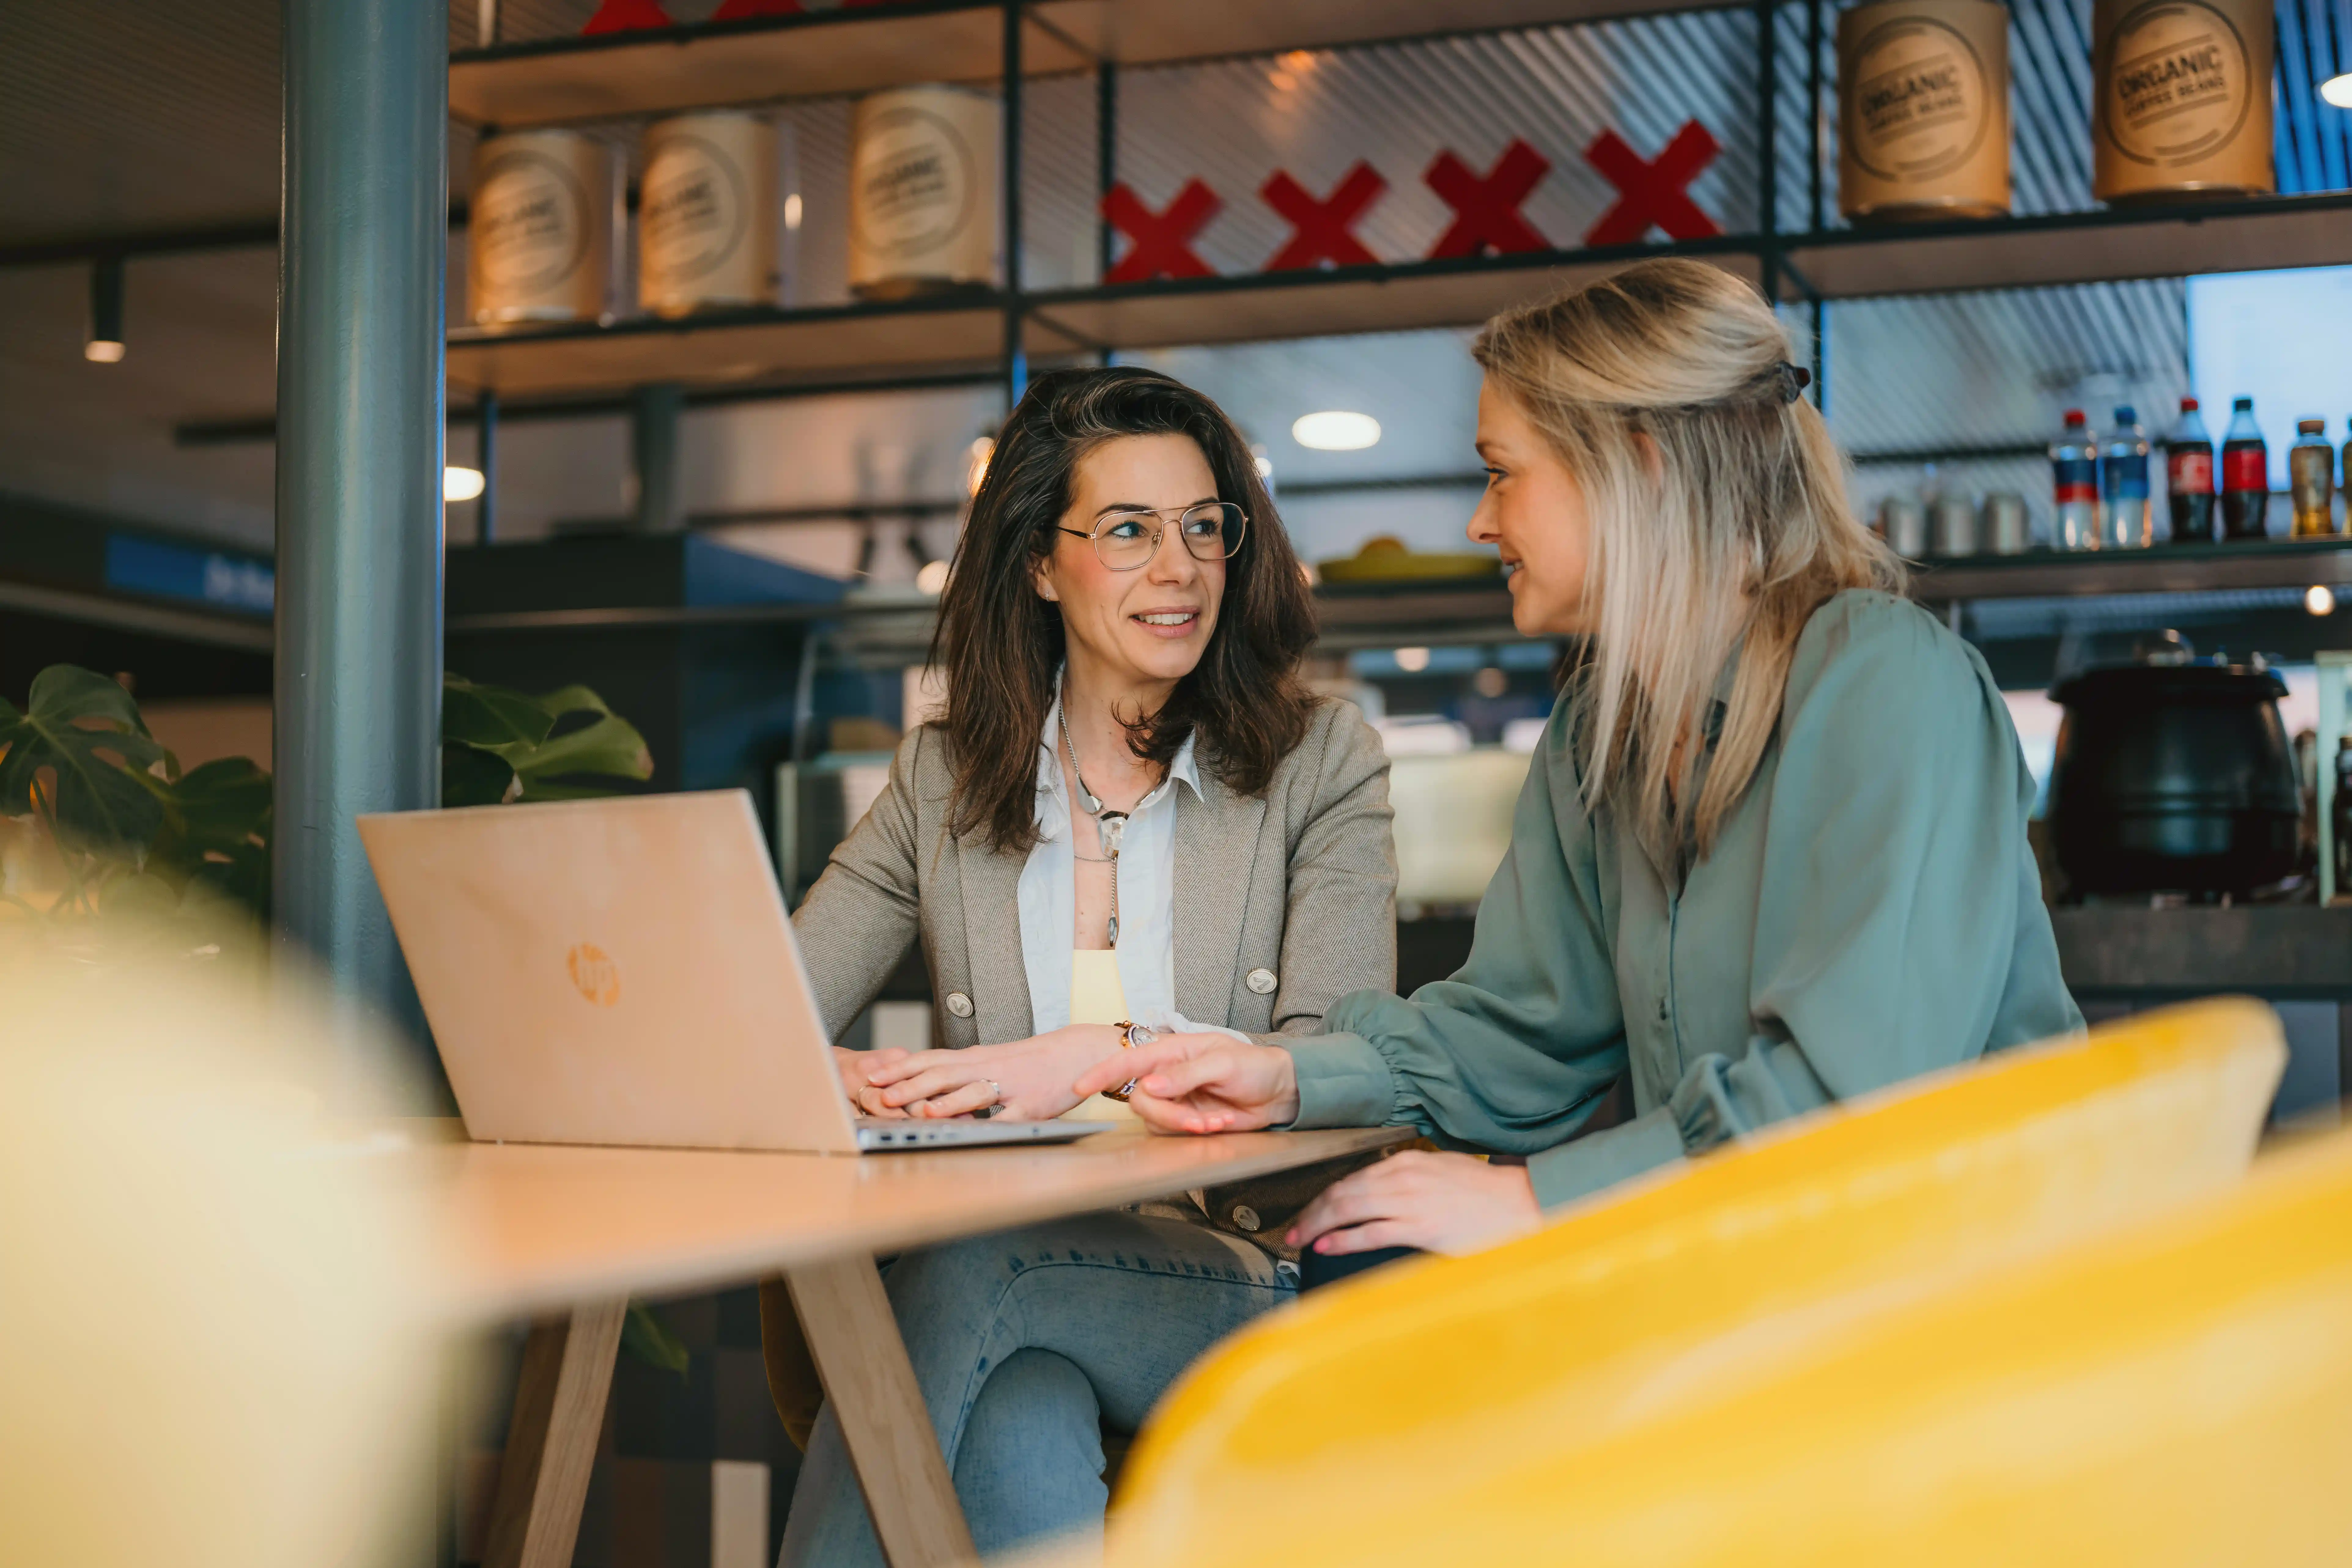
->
xmin=1317 ymin=552 xmax=1503 ymax=584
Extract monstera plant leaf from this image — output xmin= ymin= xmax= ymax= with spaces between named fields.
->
xmin=442 ymin=675 xmax=653 ymax=806
xmin=145 ymin=756 xmax=274 ymax=913
xmin=0 ymin=665 xmax=168 ymax=854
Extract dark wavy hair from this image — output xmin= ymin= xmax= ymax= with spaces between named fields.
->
xmin=931 ymin=366 xmax=1318 ymax=853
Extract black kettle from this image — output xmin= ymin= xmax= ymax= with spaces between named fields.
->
xmin=2046 ymin=630 xmax=2302 ymax=898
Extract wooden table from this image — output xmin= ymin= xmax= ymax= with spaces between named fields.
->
xmin=411 ymin=1126 xmax=1408 ymax=1568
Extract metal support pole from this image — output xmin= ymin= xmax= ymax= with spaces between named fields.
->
xmin=1095 ymin=60 xmax=1117 ymax=284
xmin=275 ymin=0 xmax=449 ymax=1099
xmin=1756 ymin=0 xmax=1781 ymax=302
xmin=632 ymin=382 xmax=685 ymax=533
xmin=477 ymin=389 xmax=500 ymax=544
xmin=1095 ymin=60 xmax=1118 ymax=368
xmin=1002 ymin=0 xmax=1027 ymax=408
xmin=1806 ymin=0 xmax=1825 ymax=234
xmin=1812 ymin=295 xmax=1829 ymax=418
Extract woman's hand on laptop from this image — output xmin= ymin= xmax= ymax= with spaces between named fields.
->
xmin=833 ymin=1046 xmax=913 ymax=1119
xmin=1074 ymin=1037 xmax=1300 ymax=1134
xmin=862 ymin=1026 xmax=1124 ymax=1121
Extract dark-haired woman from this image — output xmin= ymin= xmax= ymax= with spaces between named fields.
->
xmin=774 ymin=367 xmax=1396 ymax=1564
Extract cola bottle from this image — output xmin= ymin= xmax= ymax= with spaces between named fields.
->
xmin=2164 ymin=397 xmax=2215 ymax=544
xmin=2221 ymin=397 xmax=2269 ymax=540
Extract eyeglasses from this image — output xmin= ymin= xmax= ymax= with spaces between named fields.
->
xmin=1057 ymin=502 xmax=1247 ymax=572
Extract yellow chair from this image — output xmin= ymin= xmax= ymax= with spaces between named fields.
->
xmin=1211 ymin=1121 xmax=2352 ymax=1567
xmin=1104 ymin=998 xmax=2288 ymax=1568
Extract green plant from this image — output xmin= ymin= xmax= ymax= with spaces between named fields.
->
xmin=0 ymin=665 xmax=270 ymax=925
xmin=441 ymin=675 xmax=654 ymax=807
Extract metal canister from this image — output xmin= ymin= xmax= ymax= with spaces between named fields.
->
xmin=639 ymin=112 xmax=781 ymax=317
xmin=1837 ymin=0 xmax=2011 ymax=221
xmin=2093 ymin=0 xmax=2274 ymax=202
xmin=1983 ymin=491 xmax=2031 ymax=553
xmin=469 ymin=129 xmax=614 ymax=327
xmin=1881 ymin=496 xmax=1930 ymax=558
xmin=1931 ymin=493 xmax=1980 ymax=555
xmin=848 ymin=85 xmax=1000 ymax=300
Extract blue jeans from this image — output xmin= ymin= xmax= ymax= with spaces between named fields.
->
xmin=777 ymin=1211 xmax=1296 ymax=1565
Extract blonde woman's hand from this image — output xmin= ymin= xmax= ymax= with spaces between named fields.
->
xmin=1287 ymin=1150 xmax=1542 ymax=1257
xmin=833 ymin=1046 xmax=913 ymax=1118
xmin=1073 ymin=1036 xmax=1300 ymax=1134
xmin=862 ymin=1026 xmax=1124 ymax=1121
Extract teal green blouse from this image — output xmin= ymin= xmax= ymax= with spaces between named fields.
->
xmin=1290 ymin=590 xmax=2083 ymax=1209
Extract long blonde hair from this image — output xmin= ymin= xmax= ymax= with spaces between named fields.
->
xmin=1473 ymin=258 xmax=1902 ymax=859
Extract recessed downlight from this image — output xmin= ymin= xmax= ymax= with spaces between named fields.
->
xmin=2323 ymin=73 xmax=2352 ymax=109
xmin=443 ymin=466 xmax=486 ymax=502
xmin=1292 ymin=410 xmax=1381 ymax=451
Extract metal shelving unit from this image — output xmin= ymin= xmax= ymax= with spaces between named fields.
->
xmin=435 ymin=538 xmax=2352 ymax=661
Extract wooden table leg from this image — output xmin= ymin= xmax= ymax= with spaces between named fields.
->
xmin=786 ymin=1256 xmax=977 ymax=1568
xmin=484 ymin=1299 xmax=627 ymax=1568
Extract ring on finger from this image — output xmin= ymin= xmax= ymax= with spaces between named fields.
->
xmin=972 ymin=1079 xmax=1005 ymax=1120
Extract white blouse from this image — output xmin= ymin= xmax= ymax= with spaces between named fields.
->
xmin=1015 ymin=689 xmax=1239 ymax=1041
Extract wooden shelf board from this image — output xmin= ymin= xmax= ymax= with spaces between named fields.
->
xmin=1788 ymin=198 xmax=2352 ymax=300
xmin=450 ymin=6 xmax=1087 ymax=128
xmin=1914 ymin=540 xmax=2352 ymax=602
xmin=1028 ymin=0 xmax=1738 ymax=67
xmin=1030 ymin=245 xmax=1761 ymax=352
xmin=447 ymin=303 xmax=1086 ymax=397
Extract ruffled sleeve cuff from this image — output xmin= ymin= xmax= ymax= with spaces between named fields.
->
xmin=1279 ymin=1032 xmax=1400 ymax=1129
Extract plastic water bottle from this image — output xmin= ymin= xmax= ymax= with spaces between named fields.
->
xmin=2100 ymin=404 xmax=2152 ymax=549
xmin=2051 ymin=408 xmax=2100 ymax=551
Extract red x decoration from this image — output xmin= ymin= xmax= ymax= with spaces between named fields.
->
xmin=582 ymin=0 xmax=674 ymax=32
xmin=1583 ymin=122 xmax=1723 ymax=245
xmin=1260 ymin=163 xmax=1386 ymax=271
xmin=1103 ymin=180 xmax=1223 ymax=284
xmin=1424 ymin=140 xmax=1551 ymax=259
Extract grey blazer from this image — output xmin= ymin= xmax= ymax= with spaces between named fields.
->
xmin=792 ymin=698 xmax=1399 ymax=1247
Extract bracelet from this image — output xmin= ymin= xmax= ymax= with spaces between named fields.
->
xmin=1099 ymin=1020 xmax=1159 ymax=1103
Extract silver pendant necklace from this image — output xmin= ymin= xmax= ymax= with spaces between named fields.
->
xmin=1058 ymin=691 xmax=1158 ymax=948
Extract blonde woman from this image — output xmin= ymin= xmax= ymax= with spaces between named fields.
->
xmin=1082 ymin=257 xmax=2082 ymax=1263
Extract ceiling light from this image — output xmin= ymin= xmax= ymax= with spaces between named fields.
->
xmin=86 ymin=256 xmax=125 ymax=364
xmin=916 ymin=560 xmax=951 ymax=596
xmin=1394 ymin=646 xmax=1431 ymax=673
xmin=1292 ymin=410 xmax=1381 ymax=451
xmin=2323 ymin=73 xmax=2352 ymax=109
xmin=2306 ymin=584 xmax=2336 ymax=616
xmin=444 ymin=466 xmax=486 ymax=502
xmin=784 ymin=192 xmax=804 ymax=231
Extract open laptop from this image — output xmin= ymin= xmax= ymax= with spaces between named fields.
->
xmin=358 ymin=789 xmax=1106 ymax=1154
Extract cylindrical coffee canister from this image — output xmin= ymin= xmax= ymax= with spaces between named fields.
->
xmin=1838 ymin=0 xmax=2011 ymax=221
xmin=1881 ymin=496 xmax=1930 ymax=557
xmin=2093 ymin=0 xmax=2274 ymax=202
xmin=848 ymin=85 xmax=1000 ymax=300
xmin=639 ymin=112 xmax=781 ymax=317
xmin=1983 ymin=491 xmax=2031 ymax=553
xmin=469 ymin=129 xmax=614 ymax=327
xmin=1931 ymin=493 xmax=1980 ymax=555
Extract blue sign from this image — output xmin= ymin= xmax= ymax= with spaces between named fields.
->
xmin=104 ymin=534 xmax=275 ymax=616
